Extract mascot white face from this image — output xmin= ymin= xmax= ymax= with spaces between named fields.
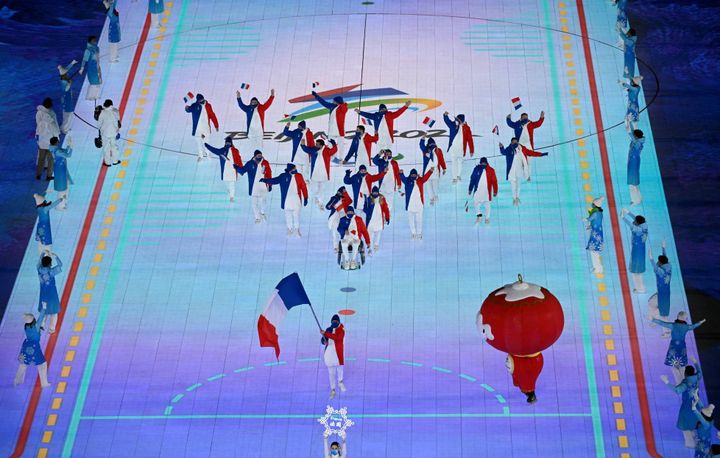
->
xmin=505 ymin=354 xmax=514 ymax=374
xmin=475 ymin=312 xmax=494 ymax=341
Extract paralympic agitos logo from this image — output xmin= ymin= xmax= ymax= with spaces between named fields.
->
xmin=225 ymin=84 xmax=453 ymax=141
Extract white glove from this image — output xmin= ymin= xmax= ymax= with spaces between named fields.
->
xmin=660 ymin=375 xmax=669 ymax=384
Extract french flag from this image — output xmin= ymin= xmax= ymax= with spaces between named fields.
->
xmin=257 ymin=273 xmax=311 ymax=359
xmin=512 ymin=97 xmax=522 ymax=110
xmin=492 ymin=125 xmax=499 ymax=135
xmin=422 ymin=116 xmax=436 ymax=128
xmin=241 ymin=82 xmax=251 ymax=90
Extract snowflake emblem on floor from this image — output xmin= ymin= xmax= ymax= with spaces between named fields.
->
xmin=318 ymin=405 xmax=354 ymax=439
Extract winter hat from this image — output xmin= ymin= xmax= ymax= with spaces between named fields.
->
xmin=253 ymin=149 xmax=263 ymax=157
xmin=378 ymin=103 xmax=387 ymax=110
xmin=298 ymin=120 xmax=307 ymax=129
xmin=333 ymin=96 xmax=344 ymax=104
xmin=409 ymin=168 xmax=418 ymax=176
xmin=346 ymin=206 xmax=355 ymax=214
xmin=359 ymin=165 xmax=367 ymax=171
xmin=285 ymin=163 xmax=295 ymax=173
xmin=426 ymin=137 xmax=436 ymax=148
xmin=701 ymin=404 xmax=715 ymax=418
xmin=371 ymin=186 xmax=380 ymax=193
xmin=480 ymin=157 xmax=488 ymax=165
xmin=331 ymin=314 xmax=341 ymax=325
xmin=34 ymin=193 xmax=46 ymax=206
xmin=23 ymin=313 xmax=36 ymax=324
xmin=224 ymin=135 xmax=234 ymax=144
xmin=337 ymin=186 xmax=346 ymax=193
xmin=196 ymin=93 xmax=205 ymax=102
xmin=592 ymin=196 xmax=604 ymax=207
xmin=456 ymin=114 xmax=465 ymax=123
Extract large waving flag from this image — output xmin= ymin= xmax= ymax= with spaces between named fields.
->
xmin=257 ymin=273 xmax=311 ymax=359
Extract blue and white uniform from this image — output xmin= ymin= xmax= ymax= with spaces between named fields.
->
xmin=35 ymin=195 xmax=62 ymax=253
xmin=80 ymin=41 xmax=102 ymax=100
xmin=622 ymin=211 xmax=647 ymax=292
xmin=627 ymin=133 xmax=645 ymax=204
xmin=50 ymin=144 xmax=72 ymax=208
xmin=651 ymin=247 xmax=672 ymax=318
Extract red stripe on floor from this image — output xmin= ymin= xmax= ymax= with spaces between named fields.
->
xmin=10 ymin=14 xmax=153 ymax=458
xmin=574 ymin=1 xmax=660 ymax=456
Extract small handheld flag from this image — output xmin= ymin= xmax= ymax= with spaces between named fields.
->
xmin=283 ymin=114 xmax=297 ymax=122
xmin=512 ymin=97 xmax=522 ymax=110
xmin=464 ymin=199 xmax=469 ymax=213
xmin=241 ymin=83 xmax=251 ymax=90
xmin=183 ymin=92 xmax=194 ymax=103
xmin=422 ymin=116 xmax=436 ymax=128
xmin=360 ymin=117 xmax=368 ymax=126
xmin=312 ymin=81 xmax=320 ymax=88
xmin=492 ymin=125 xmax=499 ymax=135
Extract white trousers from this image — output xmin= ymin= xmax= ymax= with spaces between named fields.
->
xmin=629 ymin=185 xmax=642 ymax=205
xmin=427 ymin=179 xmax=439 ymax=202
xmin=194 ymin=134 xmax=208 ymax=158
xmin=43 ymin=313 xmax=59 ymax=334
xmin=252 ymin=195 xmax=267 ymax=219
xmin=510 ymin=177 xmax=521 ymax=199
xmin=102 ymin=135 xmax=119 ymax=165
xmin=474 ymin=201 xmax=491 ymax=218
xmin=285 ymin=208 xmax=300 ymax=230
xmin=109 ymin=43 xmax=119 ymax=62
xmin=408 ymin=210 xmax=423 ymax=236
xmin=247 ymin=133 xmax=263 ymax=155
xmin=632 ymin=273 xmax=646 ymax=292
xmin=327 ymin=365 xmax=344 ymax=390
xmin=590 ymin=251 xmax=603 ymax=273
xmin=150 ymin=13 xmax=161 ymax=29
xmin=86 ymin=84 xmax=101 ymax=101
xmin=329 ymin=213 xmax=341 ymax=248
xmin=61 ymin=112 xmax=73 ymax=134
xmin=341 ymin=239 xmax=360 ymax=263
xmin=451 ymin=154 xmax=463 ymax=180
xmin=57 ymin=190 xmax=69 ymax=209
xmin=370 ymin=230 xmax=382 ymax=248
xmin=311 ymin=181 xmax=326 ymax=202
xmin=224 ymin=181 xmax=236 ymax=200
xmin=330 ymin=135 xmax=345 ymax=161
xmin=15 ymin=362 xmax=50 ymax=388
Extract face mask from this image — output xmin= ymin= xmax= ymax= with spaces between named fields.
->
xmin=331 ymin=321 xmax=340 ymax=328
xmin=255 ymin=157 xmax=262 ymax=162
xmin=330 ymin=451 xmax=339 ymax=456
xmin=372 ymin=194 xmax=379 ymax=198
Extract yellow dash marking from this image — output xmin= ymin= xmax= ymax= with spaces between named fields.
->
xmin=143 ymin=78 xmax=151 ymax=85
xmin=562 ymin=35 xmax=570 ymax=41
xmin=47 ymin=414 xmax=58 ymax=426
xmin=61 ymin=365 xmax=72 ymax=377
xmin=566 ymin=61 xmax=574 ymax=68
xmin=618 ymin=436 xmax=629 ymax=448
xmin=135 ymin=108 xmax=145 ymax=115
xmin=578 ymin=150 xmax=587 ymax=158
xmin=64 ymin=351 xmax=75 ymax=362
xmin=42 ymin=431 xmax=52 ymax=443
xmin=607 ymin=354 xmax=617 ymax=366
xmin=617 ymin=418 xmax=627 ymax=429
xmin=563 ymin=43 xmax=571 ymax=49
xmin=148 ymin=61 xmax=157 ymax=68
xmin=96 ymin=241 xmax=106 ymax=251
xmin=564 ymin=52 xmax=573 ymax=59
xmin=572 ymin=108 xmax=581 ymax=115
xmin=150 ymin=52 xmax=159 ymax=59
xmin=86 ymin=279 xmax=96 ymax=289
xmin=599 ymin=296 xmax=609 ymax=306
xmin=605 ymin=339 xmax=615 ymax=351
xmin=621 ymin=453 xmax=630 ymax=458
xmin=93 ymin=253 xmax=104 ymax=263
xmin=56 ymin=381 xmax=67 ymax=393
xmin=571 ymin=98 xmax=579 ymax=105
xmin=137 ymin=98 xmax=146 ymax=106
xmin=583 ymin=183 xmax=591 ymax=192
xmin=578 ymin=139 xmax=586 ymax=146
xmin=69 ymin=336 xmax=80 ymax=347
xmin=579 ymin=161 xmax=589 ymax=169
xmin=51 ymin=398 xmax=62 ymax=410
xmin=611 ymin=386 xmax=622 ymax=398
xmin=559 ymin=11 xmax=568 ymax=17
xmin=73 ymin=321 xmax=83 ymax=332
xmin=167 ymin=1 xmax=174 ymax=7
xmin=131 ymin=118 xmax=141 ymax=126
xmin=81 ymin=293 xmax=92 ymax=304
xmin=576 ymin=128 xmax=585 ymax=135
xmin=122 ymin=160 xmax=129 ymax=167
xmin=114 ymin=181 xmax=123 ymax=190
xmin=108 ymin=204 xmax=117 ymax=213
xmin=153 ymin=43 xmax=162 ymax=50
xmin=584 ymin=194 xmax=593 ymax=204
xmin=100 ymin=229 xmax=110 ymax=238
xmin=601 ymin=310 xmax=611 ymax=321
xmin=598 ymin=283 xmax=607 ymax=292
xmin=78 ymin=307 xmax=88 ymax=318
xmin=118 ymin=170 xmax=127 ymax=180
xmin=603 ymin=325 xmax=613 ymax=335
xmin=145 ymin=70 xmax=154 ymax=77
xmin=560 ymin=17 xmax=568 ymax=24
xmin=558 ymin=2 xmax=566 ymax=8
xmin=124 ymin=149 xmax=132 ymax=157
xmin=574 ymin=118 xmax=583 ymax=126
xmin=581 ymin=172 xmax=590 ymax=180
xmin=613 ymin=402 xmax=624 ymax=414
xmin=37 ymin=448 xmax=48 ymax=458
xmin=161 ymin=17 xmax=169 ymax=23
xmin=570 ymin=88 xmax=578 ymax=96
xmin=569 ymin=78 xmax=577 ymax=86
xmin=111 ymin=193 xmax=120 ymax=201
xmin=104 ymin=216 xmax=113 ymax=225
xmin=609 ymin=370 xmax=619 ymax=381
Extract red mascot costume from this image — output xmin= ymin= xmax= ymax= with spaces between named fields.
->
xmin=476 ymin=275 xmax=564 ymax=403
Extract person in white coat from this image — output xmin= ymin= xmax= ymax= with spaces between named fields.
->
xmin=261 ymin=163 xmax=309 ymax=236
xmin=321 ymin=314 xmax=346 ymax=399
xmin=184 ymin=93 xmax=219 ymax=161
xmin=98 ymin=99 xmax=121 ymax=166
xmin=205 ymin=136 xmax=243 ymax=201
xmin=399 ymin=168 xmax=434 ymax=239
xmin=468 ymin=157 xmax=499 ymax=225
xmin=237 ymin=149 xmax=273 ymax=223
xmin=236 ymin=89 xmax=274 ymax=154
xmin=35 ymin=98 xmax=60 ymax=181
xmin=363 ymin=186 xmax=390 ymax=254
xmin=499 ymin=138 xmax=533 ymax=206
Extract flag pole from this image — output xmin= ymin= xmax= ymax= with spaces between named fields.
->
xmin=307 ymin=302 xmax=324 ymax=331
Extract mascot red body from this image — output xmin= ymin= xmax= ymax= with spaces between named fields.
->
xmin=477 ymin=275 xmax=564 ymax=403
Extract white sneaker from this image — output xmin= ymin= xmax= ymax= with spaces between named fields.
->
xmin=338 ymin=381 xmax=346 ymax=392
xmin=475 ymin=216 xmax=482 ymax=225
xmin=255 ymin=218 xmax=261 ymax=224
xmin=373 ymin=244 xmax=379 ymax=252
xmin=287 ymin=228 xmax=293 ymax=236
xmin=329 ymin=389 xmax=336 ymax=400
xmin=350 ymin=261 xmax=357 ymax=269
